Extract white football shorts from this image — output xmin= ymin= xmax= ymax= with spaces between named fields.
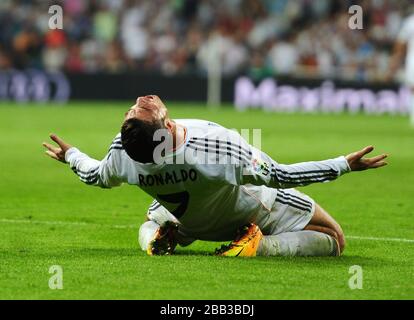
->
xmin=255 ymin=188 xmax=316 ymax=236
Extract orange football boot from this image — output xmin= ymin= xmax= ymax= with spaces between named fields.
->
xmin=215 ymin=223 xmax=263 ymax=257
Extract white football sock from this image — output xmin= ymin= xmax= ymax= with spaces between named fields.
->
xmin=257 ymin=231 xmax=338 ymax=257
xmin=138 ymin=221 xmax=160 ymax=251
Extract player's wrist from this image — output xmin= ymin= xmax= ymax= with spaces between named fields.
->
xmin=64 ymin=147 xmax=79 ymax=163
xmin=342 ymin=156 xmax=352 ymax=172
xmin=336 ymin=156 xmax=352 ymax=173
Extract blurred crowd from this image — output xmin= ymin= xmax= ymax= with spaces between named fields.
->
xmin=0 ymin=0 xmax=412 ymax=81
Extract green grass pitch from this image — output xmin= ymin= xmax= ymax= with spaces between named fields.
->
xmin=0 ymin=101 xmax=413 ymax=299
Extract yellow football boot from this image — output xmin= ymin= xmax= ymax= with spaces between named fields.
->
xmin=215 ymin=223 xmax=263 ymax=257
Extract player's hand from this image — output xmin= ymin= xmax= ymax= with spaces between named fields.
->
xmin=42 ymin=134 xmax=72 ymax=163
xmin=345 ymin=146 xmax=388 ymax=171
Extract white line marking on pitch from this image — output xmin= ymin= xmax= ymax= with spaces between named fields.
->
xmin=0 ymin=218 xmax=413 ymax=243
xmin=0 ymin=218 xmax=137 ymax=230
xmin=347 ymin=235 xmax=414 ymax=243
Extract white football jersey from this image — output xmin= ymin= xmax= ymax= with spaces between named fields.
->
xmin=66 ymin=119 xmax=350 ymax=241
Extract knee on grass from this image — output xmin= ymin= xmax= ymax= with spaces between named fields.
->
xmin=304 ymin=224 xmax=345 ymax=255
xmin=319 ymin=227 xmax=345 ymax=256
xmin=327 ymin=228 xmax=346 ymax=256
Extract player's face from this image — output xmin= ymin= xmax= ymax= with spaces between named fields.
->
xmin=124 ymin=95 xmax=168 ymax=122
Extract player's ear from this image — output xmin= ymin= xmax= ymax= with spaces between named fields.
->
xmin=164 ymin=119 xmax=174 ymax=133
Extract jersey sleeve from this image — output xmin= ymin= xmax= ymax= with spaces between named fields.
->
xmin=241 ymin=144 xmax=351 ymax=188
xmin=65 ymin=135 xmax=125 ymax=188
xmin=193 ymin=128 xmax=351 ymax=189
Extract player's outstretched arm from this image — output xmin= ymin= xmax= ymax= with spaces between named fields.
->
xmin=271 ymin=146 xmax=387 ymax=188
xmin=42 ymin=133 xmax=122 ymax=188
xmin=241 ymin=144 xmax=388 ymax=189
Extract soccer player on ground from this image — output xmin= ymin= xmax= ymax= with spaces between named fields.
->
xmin=43 ymin=95 xmax=388 ymax=257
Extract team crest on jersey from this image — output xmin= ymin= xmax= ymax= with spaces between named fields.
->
xmin=252 ymin=158 xmax=270 ymax=176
